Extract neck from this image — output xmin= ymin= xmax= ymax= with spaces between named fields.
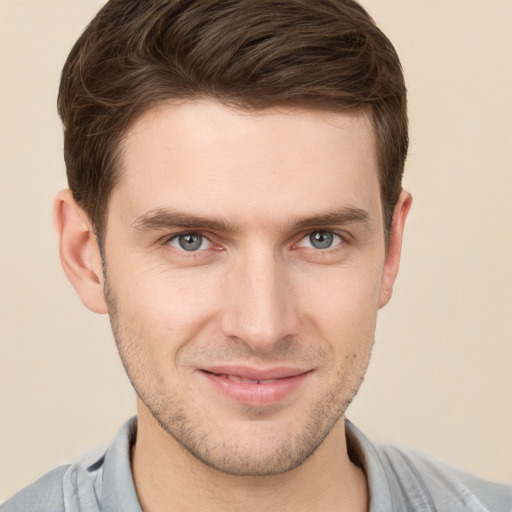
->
xmin=131 ymin=404 xmax=368 ymax=512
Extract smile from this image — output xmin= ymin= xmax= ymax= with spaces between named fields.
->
xmin=215 ymin=374 xmax=280 ymax=384
xmin=198 ymin=366 xmax=313 ymax=406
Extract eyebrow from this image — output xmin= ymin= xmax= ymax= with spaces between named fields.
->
xmin=132 ymin=208 xmax=240 ymax=233
xmin=131 ymin=206 xmax=369 ymax=234
xmin=286 ymin=207 xmax=369 ymax=231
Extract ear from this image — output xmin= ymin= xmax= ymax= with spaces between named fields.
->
xmin=378 ymin=190 xmax=412 ymax=309
xmin=54 ymin=189 xmax=108 ymax=314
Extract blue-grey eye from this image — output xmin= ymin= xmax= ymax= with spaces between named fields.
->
xmin=308 ymin=231 xmax=336 ymax=249
xmin=170 ymin=233 xmax=208 ymax=251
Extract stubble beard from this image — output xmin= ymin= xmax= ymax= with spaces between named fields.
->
xmin=104 ymin=273 xmax=374 ymax=477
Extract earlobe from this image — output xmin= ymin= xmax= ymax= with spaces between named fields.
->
xmin=54 ymin=189 xmax=108 ymax=314
xmin=378 ymin=190 xmax=412 ymax=309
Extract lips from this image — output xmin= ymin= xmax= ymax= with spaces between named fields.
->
xmin=216 ymin=374 xmax=280 ymax=384
xmin=198 ymin=365 xmax=312 ymax=406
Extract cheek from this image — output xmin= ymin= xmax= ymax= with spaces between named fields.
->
xmin=298 ymin=266 xmax=381 ymax=318
xmin=296 ymin=263 xmax=382 ymax=345
xmin=107 ymin=246 xmax=384 ymax=359
xmin=109 ymin=260 xmax=222 ymax=345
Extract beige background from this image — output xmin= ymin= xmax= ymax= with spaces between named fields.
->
xmin=1 ymin=0 xmax=511 ymax=501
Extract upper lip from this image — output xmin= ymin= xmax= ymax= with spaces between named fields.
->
xmin=200 ymin=365 xmax=311 ymax=381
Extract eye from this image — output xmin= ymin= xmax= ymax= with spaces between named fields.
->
xmin=299 ymin=231 xmax=342 ymax=250
xmin=168 ymin=233 xmax=212 ymax=252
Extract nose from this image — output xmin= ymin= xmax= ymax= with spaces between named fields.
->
xmin=219 ymin=246 xmax=299 ymax=353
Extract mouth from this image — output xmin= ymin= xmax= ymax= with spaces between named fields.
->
xmin=210 ymin=374 xmax=281 ymax=384
xmin=198 ymin=365 xmax=313 ymax=406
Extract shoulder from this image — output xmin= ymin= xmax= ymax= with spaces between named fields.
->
xmin=1 ymin=418 xmax=137 ymax=512
xmin=378 ymin=444 xmax=512 ymax=512
xmin=1 ymin=465 xmax=70 ymax=512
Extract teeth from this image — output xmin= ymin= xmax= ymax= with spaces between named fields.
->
xmin=226 ymin=374 xmax=257 ymax=383
xmin=222 ymin=374 xmax=278 ymax=384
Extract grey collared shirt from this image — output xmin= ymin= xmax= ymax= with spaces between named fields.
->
xmin=2 ymin=417 xmax=511 ymax=512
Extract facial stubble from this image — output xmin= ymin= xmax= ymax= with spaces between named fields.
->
xmin=103 ymin=269 xmax=374 ymax=477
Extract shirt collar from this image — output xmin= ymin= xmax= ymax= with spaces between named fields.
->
xmin=100 ymin=416 xmax=393 ymax=512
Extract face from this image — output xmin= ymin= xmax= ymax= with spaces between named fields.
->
xmin=101 ymin=100 xmax=403 ymax=476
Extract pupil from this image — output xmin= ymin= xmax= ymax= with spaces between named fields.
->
xmin=179 ymin=234 xmax=202 ymax=251
xmin=310 ymin=231 xmax=333 ymax=249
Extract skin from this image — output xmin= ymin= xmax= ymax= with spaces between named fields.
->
xmin=55 ymin=99 xmax=411 ymax=512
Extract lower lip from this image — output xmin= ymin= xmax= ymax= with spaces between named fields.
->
xmin=200 ymin=371 xmax=311 ymax=406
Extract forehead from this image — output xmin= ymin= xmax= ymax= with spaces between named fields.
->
xmin=113 ymin=99 xmax=381 ymax=229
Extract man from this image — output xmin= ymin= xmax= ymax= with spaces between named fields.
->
xmin=2 ymin=0 xmax=510 ymax=511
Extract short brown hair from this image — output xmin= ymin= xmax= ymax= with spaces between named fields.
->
xmin=58 ymin=0 xmax=407 ymax=240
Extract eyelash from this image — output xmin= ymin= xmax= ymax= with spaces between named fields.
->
xmin=162 ymin=232 xmax=218 ymax=258
xmin=162 ymin=230 xmax=348 ymax=256
xmin=296 ymin=231 xmax=344 ymax=250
